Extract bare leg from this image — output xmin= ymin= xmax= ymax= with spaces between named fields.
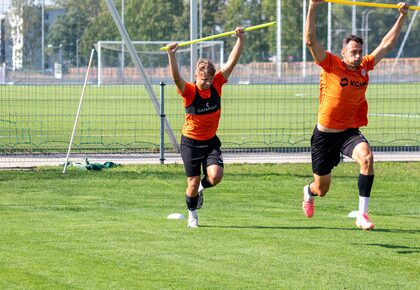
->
xmin=302 ymin=172 xmax=331 ymax=218
xmin=352 ymin=142 xmax=374 ymax=175
xmin=186 ymin=176 xmax=201 ymax=197
xmin=203 ymin=164 xmax=224 ymax=187
xmin=311 ymin=173 xmax=332 ymax=197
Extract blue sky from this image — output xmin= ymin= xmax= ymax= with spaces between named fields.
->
xmin=0 ymin=0 xmax=11 ymax=13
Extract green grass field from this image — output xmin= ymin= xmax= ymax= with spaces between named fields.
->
xmin=1 ymin=162 xmax=419 ymax=289
xmin=1 ymin=83 xmax=419 ymax=153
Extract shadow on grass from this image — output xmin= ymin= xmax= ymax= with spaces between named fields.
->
xmin=365 ymin=243 xmax=420 ymax=254
xmin=199 ymin=224 xmax=359 ymax=231
xmin=370 ymin=228 xmax=420 ymax=234
xmin=228 ymin=171 xmax=313 ymax=179
xmin=200 ymin=225 xmax=420 ymax=235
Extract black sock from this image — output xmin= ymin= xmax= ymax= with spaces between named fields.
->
xmin=201 ymin=176 xmax=213 ymax=189
xmin=186 ymin=195 xmax=199 ymax=211
xmin=358 ymin=174 xmax=374 ymax=198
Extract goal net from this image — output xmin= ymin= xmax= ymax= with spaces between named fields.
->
xmin=96 ymin=41 xmax=224 ymax=85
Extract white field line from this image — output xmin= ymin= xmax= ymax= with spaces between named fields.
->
xmin=369 ymin=113 xmax=420 ymax=119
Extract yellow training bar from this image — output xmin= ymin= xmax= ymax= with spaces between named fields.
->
xmin=160 ymin=21 xmax=276 ymax=51
xmin=325 ymin=0 xmax=420 ymax=10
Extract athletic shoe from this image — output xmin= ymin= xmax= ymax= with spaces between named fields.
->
xmin=302 ymin=185 xmax=315 ymax=218
xmin=197 ymin=189 xmax=204 ymax=209
xmin=187 ymin=210 xmax=198 ymax=228
xmin=356 ymin=213 xmax=374 ymax=230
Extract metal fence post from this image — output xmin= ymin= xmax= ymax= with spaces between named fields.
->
xmin=159 ymin=82 xmax=166 ymax=164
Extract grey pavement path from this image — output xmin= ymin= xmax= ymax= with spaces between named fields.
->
xmin=1 ymin=151 xmax=420 ymax=169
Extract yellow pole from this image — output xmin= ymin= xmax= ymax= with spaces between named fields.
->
xmin=325 ymin=0 xmax=420 ymax=10
xmin=160 ymin=21 xmax=276 ymax=51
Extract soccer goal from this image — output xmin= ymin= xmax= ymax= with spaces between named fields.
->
xmin=96 ymin=40 xmax=224 ymax=86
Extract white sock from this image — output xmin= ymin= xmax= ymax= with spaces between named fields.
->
xmin=304 ymin=185 xmax=314 ymax=200
xmin=198 ymin=182 xmax=204 ymax=193
xmin=358 ymin=196 xmax=369 ymax=214
xmin=188 ymin=209 xmax=197 ymax=219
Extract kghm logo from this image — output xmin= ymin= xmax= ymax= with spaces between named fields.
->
xmin=349 ymin=80 xmax=367 ymax=88
xmin=340 ymin=78 xmax=348 ymax=87
xmin=340 ymin=78 xmax=367 ymax=88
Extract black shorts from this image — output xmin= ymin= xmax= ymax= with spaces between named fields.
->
xmin=311 ymin=126 xmax=369 ymax=176
xmin=180 ymin=135 xmax=224 ymax=177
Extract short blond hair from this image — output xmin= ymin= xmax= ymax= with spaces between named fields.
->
xmin=195 ymin=58 xmax=216 ymax=77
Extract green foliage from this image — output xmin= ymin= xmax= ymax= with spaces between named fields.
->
xmin=10 ymin=0 xmax=420 ymax=68
xmin=11 ymin=0 xmax=36 ymax=9
xmin=46 ymin=0 xmax=104 ymax=65
xmin=224 ymin=0 xmax=271 ymax=62
xmin=21 ymin=5 xmax=42 ymax=68
xmin=9 ymin=0 xmax=420 ymax=69
xmin=0 ymin=162 xmax=419 ymax=288
xmin=199 ymin=0 xmax=225 ymax=39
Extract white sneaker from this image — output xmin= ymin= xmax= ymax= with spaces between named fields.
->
xmin=187 ymin=210 xmax=198 ymax=228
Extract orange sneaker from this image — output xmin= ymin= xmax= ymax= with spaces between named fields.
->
xmin=356 ymin=213 xmax=375 ymax=230
xmin=302 ymin=185 xmax=315 ymax=218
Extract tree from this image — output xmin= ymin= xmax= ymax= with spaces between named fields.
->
xmin=46 ymin=0 xmax=102 ymax=66
xmin=45 ymin=0 xmax=420 ymax=69
xmin=223 ymin=0 xmax=272 ymax=63
xmin=270 ymin=1 xmax=309 ymax=62
xmin=199 ymin=0 xmax=225 ymax=39
xmin=21 ymin=4 xmax=42 ymax=69
xmin=79 ymin=0 xmax=187 ymax=67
